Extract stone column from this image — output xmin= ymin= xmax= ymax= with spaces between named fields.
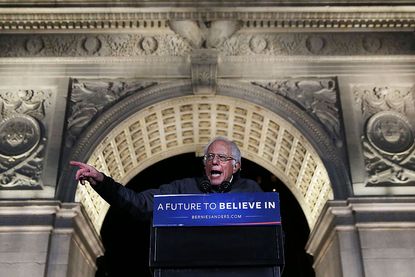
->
xmin=0 ymin=201 xmax=104 ymax=277
xmin=306 ymin=197 xmax=415 ymax=277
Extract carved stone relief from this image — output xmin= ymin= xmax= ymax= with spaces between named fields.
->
xmin=82 ymin=36 xmax=102 ymax=55
xmin=354 ymin=86 xmax=415 ymax=186
xmin=66 ymin=79 xmax=158 ymax=147
xmin=190 ymin=49 xmax=219 ymax=95
xmin=0 ymin=34 xmax=192 ymax=57
xmin=249 ymin=35 xmax=268 ymax=54
xmin=217 ymin=32 xmax=415 ymax=56
xmin=305 ymin=36 xmax=326 ymax=54
xmin=0 ymin=89 xmax=52 ymax=189
xmin=169 ymin=20 xmax=242 ymax=48
xmin=252 ymin=78 xmax=343 ymax=148
xmin=0 ymin=32 xmax=414 ymax=57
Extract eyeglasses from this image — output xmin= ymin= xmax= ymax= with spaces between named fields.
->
xmin=203 ymin=153 xmax=235 ymax=163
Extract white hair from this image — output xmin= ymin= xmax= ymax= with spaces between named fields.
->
xmin=203 ymin=136 xmax=241 ymax=163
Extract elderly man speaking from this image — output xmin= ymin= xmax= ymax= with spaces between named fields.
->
xmin=70 ymin=136 xmax=262 ymax=219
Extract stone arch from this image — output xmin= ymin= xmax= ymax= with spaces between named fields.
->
xmin=64 ymin=80 xmax=350 ymax=233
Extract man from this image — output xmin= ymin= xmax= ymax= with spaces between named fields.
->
xmin=71 ymin=136 xmax=262 ymax=219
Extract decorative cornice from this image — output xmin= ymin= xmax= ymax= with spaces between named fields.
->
xmin=1 ymin=6 xmax=415 ymax=31
xmin=0 ymin=1 xmax=415 ymax=7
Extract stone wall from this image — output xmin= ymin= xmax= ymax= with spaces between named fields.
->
xmin=0 ymin=201 xmax=103 ymax=277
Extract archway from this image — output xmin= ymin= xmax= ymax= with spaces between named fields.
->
xmin=71 ymin=85 xmax=344 ymax=232
xmin=64 ymin=80 xmax=350 ymax=268
xmin=63 ymin=80 xmax=348 ymax=275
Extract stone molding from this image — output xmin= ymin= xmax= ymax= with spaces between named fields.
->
xmin=1 ymin=0 xmax=414 ymax=6
xmin=306 ymin=197 xmax=415 ymax=276
xmin=0 ymin=200 xmax=103 ymax=276
xmin=1 ymin=6 xmax=415 ymax=32
xmin=0 ymin=200 xmax=104 ymax=257
xmin=307 ymin=197 xmax=415 ymax=252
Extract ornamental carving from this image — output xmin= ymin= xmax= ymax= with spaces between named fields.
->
xmin=25 ymin=37 xmax=45 ymax=54
xmin=46 ymin=35 xmax=78 ymax=56
xmin=190 ymin=50 xmax=218 ymax=95
xmin=0 ymin=115 xmax=44 ymax=189
xmin=305 ymin=36 xmax=326 ymax=54
xmin=0 ymin=32 xmax=414 ymax=57
xmin=169 ymin=20 xmax=242 ymax=48
xmin=139 ymin=37 xmax=158 ymax=54
xmin=249 ymin=36 xmax=268 ymax=54
xmin=362 ymin=36 xmax=382 ymax=53
xmin=366 ymin=111 xmax=414 ymax=154
xmin=104 ymin=34 xmax=133 ymax=56
xmin=82 ymin=37 xmax=102 ymax=55
xmin=0 ymin=89 xmax=51 ymax=190
xmin=218 ymin=32 xmax=415 ymax=56
xmin=354 ymin=86 xmax=413 ymax=121
xmin=252 ymin=78 xmax=342 ymax=147
xmin=0 ymin=115 xmax=41 ymax=158
xmin=66 ymin=79 xmax=157 ymax=147
xmin=363 ymin=112 xmax=415 ymax=185
xmin=0 ymin=89 xmax=50 ymax=120
xmin=354 ymin=85 xmax=415 ymax=185
xmin=0 ymin=34 xmax=191 ymax=57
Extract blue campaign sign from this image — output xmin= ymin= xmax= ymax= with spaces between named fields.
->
xmin=153 ymin=192 xmax=281 ymax=227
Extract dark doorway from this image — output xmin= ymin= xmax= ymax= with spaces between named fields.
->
xmin=96 ymin=153 xmax=315 ymax=277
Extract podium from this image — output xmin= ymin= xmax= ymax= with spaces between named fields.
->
xmin=149 ymin=193 xmax=284 ymax=277
xmin=149 ymin=224 xmax=284 ymax=277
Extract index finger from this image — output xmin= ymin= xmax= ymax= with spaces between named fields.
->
xmin=70 ymin=161 xmax=87 ymax=168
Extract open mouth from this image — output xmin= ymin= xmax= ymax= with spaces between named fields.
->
xmin=210 ymin=170 xmax=222 ymax=177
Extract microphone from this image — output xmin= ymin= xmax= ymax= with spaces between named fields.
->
xmin=199 ymin=178 xmax=212 ymax=193
xmin=198 ymin=177 xmax=233 ymax=193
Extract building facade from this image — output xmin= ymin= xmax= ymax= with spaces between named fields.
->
xmin=0 ymin=1 xmax=415 ymax=276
